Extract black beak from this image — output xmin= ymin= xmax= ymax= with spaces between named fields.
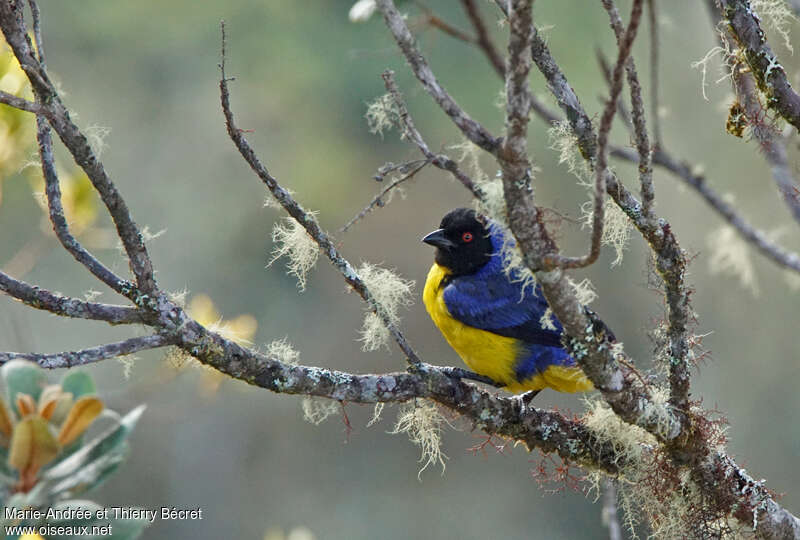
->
xmin=422 ymin=229 xmax=455 ymax=250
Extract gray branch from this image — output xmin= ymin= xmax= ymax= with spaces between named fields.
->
xmin=0 ymin=2 xmax=157 ymax=297
xmin=0 ymin=271 xmax=144 ymax=325
xmin=376 ymin=0 xmax=501 ymax=155
xmin=0 ymin=334 xmax=174 ymax=368
xmin=218 ymin=22 xmax=422 ymax=367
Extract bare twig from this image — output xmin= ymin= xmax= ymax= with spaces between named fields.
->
xmin=0 ymin=271 xmax=144 ymax=324
xmin=376 ymin=0 xmax=501 ymax=154
xmin=35 ymin=115 xmax=132 ymax=295
xmin=0 ymin=334 xmax=175 ymax=369
xmin=218 ymin=21 xmax=422 ymax=366
xmin=596 ymin=49 xmax=633 ymax=130
xmin=554 ymin=0 xmax=644 ymax=269
xmin=601 ymin=0 xmax=656 ymax=229
xmin=417 ymin=7 xmax=475 ymax=44
xmin=0 ymin=90 xmax=41 ymax=114
xmin=647 ymin=0 xmax=662 ymax=149
xmin=340 ymin=159 xmax=430 ymax=233
xmin=381 ymin=71 xmax=484 ymax=199
xmin=461 ymin=0 xmax=506 ymax=77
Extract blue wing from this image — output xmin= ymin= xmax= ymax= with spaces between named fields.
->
xmin=441 ymin=265 xmax=565 ymax=349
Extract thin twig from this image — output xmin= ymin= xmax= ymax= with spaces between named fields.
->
xmin=554 ymin=0 xmax=644 ymax=269
xmin=381 ymin=70 xmax=484 ymax=199
xmin=376 ymin=0 xmax=501 ymax=154
xmin=601 ymin=0 xmax=656 ymax=228
xmin=218 ymin=21 xmax=422 ymax=366
xmin=416 ymin=5 xmax=475 ymax=44
xmin=0 ymin=90 xmax=41 ymax=114
xmin=0 ymin=334 xmax=175 ymax=369
xmin=340 ymin=159 xmax=430 ymax=233
xmin=461 ymin=0 xmax=506 ymax=77
xmin=647 ymin=0 xmax=662 ymax=149
xmin=596 ymin=48 xmax=633 ymax=130
xmin=35 ymin=114 xmax=132 ymax=295
xmin=0 ymin=2 xmax=158 ymax=296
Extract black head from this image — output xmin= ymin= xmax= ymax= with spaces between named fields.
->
xmin=422 ymin=208 xmax=493 ymax=276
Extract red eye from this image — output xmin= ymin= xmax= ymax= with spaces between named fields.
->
xmin=462 ymin=232 xmax=473 ymax=243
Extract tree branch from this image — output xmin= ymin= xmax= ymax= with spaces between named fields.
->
xmin=461 ymin=0 xmax=506 ymax=78
xmin=376 ymin=0 xmax=501 ymax=154
xmin=218 ymin=21 xmax=422 ymax=367
xmin=0 ymin=271 xmax=144 ymax=325
xmin=381 ymin=70 xmax=484 ymax=199
xmin=719 ymin=0 xmax=800 ymax=131
xmin=0 ymin=334 xmax=174 ymax=369
xmin=554 ymin=0 xmax=644 ymax=269
xmin=35 ymin=115 xmax=133 ymax=295
xmin=0 ymin=1 xmax=157 ymax=296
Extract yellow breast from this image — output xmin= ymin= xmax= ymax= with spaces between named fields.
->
xmin=423 ymin=263 xmax=520 ymax=386
xmin=422 ymin=263 xmax=593 ymax=394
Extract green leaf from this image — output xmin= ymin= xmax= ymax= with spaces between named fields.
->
xmin=8 ymin=416 xmax=59 ymax=472
xmin=2 ymin=360 xmax=46 ymax=415
xmin=38 ymin=405 xmax=144 ymax=498
xmin=60 ymin=371 xmax=96 ymax=400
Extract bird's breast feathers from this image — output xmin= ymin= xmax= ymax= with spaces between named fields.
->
xmin=423 ymin=262 xmax=592 ymax=393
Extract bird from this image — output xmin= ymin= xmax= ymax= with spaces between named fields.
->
xmin=421 ymin=208 xmax=593 ymax=394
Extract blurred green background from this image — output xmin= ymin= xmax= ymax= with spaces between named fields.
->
xmin=1 ymin=1 xmax=799 ymax=538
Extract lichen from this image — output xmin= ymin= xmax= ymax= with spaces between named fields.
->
xmin=301 ymin=396 xmax=339 ymax=425
xmin=356 ymin=263 xmax=414 ymax=351
xmin=390 ymin=400 xmax=449 ymax=479
xmin=269 ymin=216 xmax=320 ymax=291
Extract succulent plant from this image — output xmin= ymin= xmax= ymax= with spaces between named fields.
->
xmin=0 ymin=360 xmax=149 ymax=539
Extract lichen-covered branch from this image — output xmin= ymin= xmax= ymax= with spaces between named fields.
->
xmin=35 ymin=116 xmax=133 ymax=295
xmin=218 ymin=22 xmax=421 ymax=366
xmin=553 ymin=0 xmax=644 ymax=269
xmin=527 ymin=4 xmax=691 ymax=420
xmin=381 ymin=70 xmax=484 ymax=200
xmin=719 ymin=0 xmax=800 ymax=131
xmin=601 ymin=0 xmax=656 ymax=229
xmin=0 ymin=271 xmax=144 ymax=324
xmin=0 ymin=1 xmax=157 ymax=297
xmin=376 ymin=0 xmax=501 ymax=154
xmin=0 ymin=334 xmax=175 ymax=368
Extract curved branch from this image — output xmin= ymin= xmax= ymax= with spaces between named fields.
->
xmin=0 ymin=2 xmax=157 ymax=296
xmin=0 ymin=271 xmax=144 ymax=325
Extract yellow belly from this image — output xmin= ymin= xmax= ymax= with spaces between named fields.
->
xmin=422 ymin=263 xmax=593 ymax=393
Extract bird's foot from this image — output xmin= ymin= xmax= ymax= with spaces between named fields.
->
xmin=438 ymin=366 xmax=501 ymax=387
xmin=521 ymin=390 xmax=541 ymax=405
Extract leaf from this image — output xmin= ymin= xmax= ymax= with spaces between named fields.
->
xmin=44 ymin=405 xmax=145 ymax=483
xmin=8 ymin=416 xmax=59 ymax=473
xmin=60 ymin=371 xmax=96 ymax=400
xmin=16 ymin=393 xmax=36 ymax=417
xmin=2 ymin=360 xmax=46 ymax=415
xmin=0 ymin=397 xmax=14 ymax=443
xmin=58 ymin=397 xmax=104 ymax=446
